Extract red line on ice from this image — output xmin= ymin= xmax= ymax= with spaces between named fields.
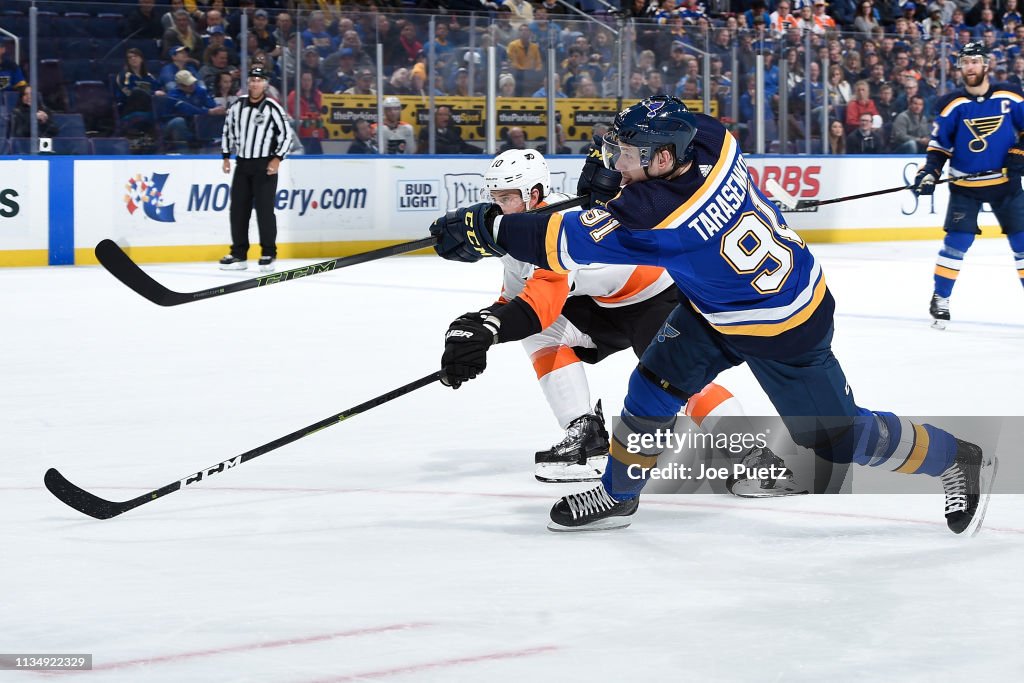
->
xmin=309 ymin=645 xmax=559 ymax=682
xmin=88 ymin=622 xmax=432 ymax=672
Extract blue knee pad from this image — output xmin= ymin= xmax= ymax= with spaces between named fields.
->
xmin=943 ymin=231 xmax=975 ymax=254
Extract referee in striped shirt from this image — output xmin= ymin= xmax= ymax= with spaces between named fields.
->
xmin=219 ymin=66 xmax=294 ymax=272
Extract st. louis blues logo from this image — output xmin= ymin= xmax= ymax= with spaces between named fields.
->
xmin=124 ymin=172 xmax=176 ymax=223
xmin=655 ymin=321 xmax=680 ymax=343
xmin=645 ymin=99 xmax=667 ymax=118
xmin=963 ymin=115 xmax=1004 ymax=152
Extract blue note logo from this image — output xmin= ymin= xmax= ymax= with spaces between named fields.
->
xmin=124 ymin=172 xmax=176 ymax=223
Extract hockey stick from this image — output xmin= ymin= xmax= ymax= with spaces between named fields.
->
xmin=765 ymin=170 xmax=1002 ymax=210
xmin=97 ymin=194 xmax=588 ymax=307
xmin=44 ymin=370 xmax=444 ymax=519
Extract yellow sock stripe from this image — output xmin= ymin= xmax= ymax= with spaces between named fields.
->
xmin=934 ymin=265 xmax=960 ymax=279
xmin=895 ymin=423 xmax=930 ymax=474
xmin=609 ymin=438 xmax=659 ymax=470
xmin=1017 ymin=268 xmax=1024 ymax=278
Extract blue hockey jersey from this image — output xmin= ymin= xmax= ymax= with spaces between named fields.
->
xmin=496 ymin=114 xmax=834 ymax=357
xmin=925 ymin=82 xmax=1024 ymax=198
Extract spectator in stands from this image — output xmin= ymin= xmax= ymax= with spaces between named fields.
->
xmin=163 ymin=69 xmax=225 ymax=152
xmin=162 ymin=0 xmax=197 ymax=33
xmin=742 ymin=0 xmax=770 ymax=28
xmin=507 ymin=24 xmax=544 ymax=97
xmin=574 ymin=76 xmax=600 ymax=98
xmin=323 ymin=49 xmax=358 ymax=93
xmin=227 ymin=0 xmax=257 ymax=42
xmin=123 ymin=0 xmax=164 ymax=40
xmin=531 ymin=75 xmax=566 ymax=98
xmin=160 ymin=46 xmax=199 ymax=92
xmin=199 ymin=47 xmax=238 ymax=92
xmin=303 ymin=11 xmax=337 ymax=59
xmin=973 ymin=6 xmax=998 ymax=38
xmin=846 ymin=112 xmax=884 ymax=153
xmin=490 ymin=7 xmax=518 ymax=50
xmin=827 ymin=119 xmax=846 ymax=154
xmin=1005 ymin=0 xmax=1023 ymax=28
xmin=538 ymin=122 xmax=572 ymax=155
xmin=385 ymin=68 xmax=416 ymax=97
xmin=203 ymin=27 xmax=239 ymax=66
xmin=339 ymin=30 xmax=374 ymax=71
xmin=250 ymin=10 xmax=280 ymax=58
xmin=827 ymin=64 xmax=853 ymax=111
xmin=499 ymin=127 xmax=528 ymax=153
xmin=845 ymin=80 xmax=880 ymax=132
xmin=348 ymin=118 xmax=378 ymax=154
xmin=505 ymin=0 xmax=535 ymax=31
xmin=891 ymin=94 xmax=930 ymax=154
xmin=163 ymin=9 xmax=201 ymax=60
xmin=769 ymin=0 xmax=800 ymax=38
xmin=418 ymin=105 xmax=480 ymax=154
xmin=809 ymin=0 xmax=837 ymax=34
xmin=343 ymin=69 xmax=376 ymax=96
xmin=273 ymin=13 xmax=294 ymax=47
xmin=875 ymin=83 xmax=899 ymax=135
xmin=389 ymin=22 xmax=421 ymax=71
xmin=11 ymin=86 xmax=59 ymax=139
xmin=212 ymin=71 xmax=239 ymax=110
xmin=0 ymin=41 xmax=27 ymax=92
xmin=499 ymin=73 xmax=517 ymax=98
xmin=423 ymin=22 xmax=455 ymax=62
xmin=854 ymin=1 xmax=881 ymax=39
xmin=116 ymin=47 xmax=163 ymax=137
xmin=203 ymin=10 xmax=235 ymax=50
xmin=300 ymin=46 xmax=323 ymax=86
xmin=288 ymin=71 xmax=324 ymax=156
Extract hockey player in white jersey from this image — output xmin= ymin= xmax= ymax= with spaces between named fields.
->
xmin=442 ymin=148 xmax=747 ymax=482
xmin=376 ymin=96 xmax=416 ymax=154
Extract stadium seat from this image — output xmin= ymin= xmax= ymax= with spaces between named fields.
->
xmin=63 ymin=38 xmax=98 ymax=61
xmin=36 ymin=58 xmax=68 ymax=111
xmin=71 ymin=80 xmax=114 ymax=135
xmin=52 ymin=112 xmax=85 ymax=138
xmin=94 ymin=15 xmax=123 ymax=40
xmin=58 ymin=13 xmax=92 ymax=38
xmin=35 ymin=11 xmax=59 ymax=38
xmin=124 ymin=38 xmax=160 ymax=61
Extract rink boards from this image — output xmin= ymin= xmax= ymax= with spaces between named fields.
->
xmin=0 ymin=154 xmax=1008 ymax=267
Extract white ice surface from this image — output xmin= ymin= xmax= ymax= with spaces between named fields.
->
xmin=3 ymin=239 xmax=1024 ymax=681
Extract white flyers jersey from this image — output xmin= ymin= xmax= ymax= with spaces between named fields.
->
xmin=495 ymin=193 xmax=676 ymax=319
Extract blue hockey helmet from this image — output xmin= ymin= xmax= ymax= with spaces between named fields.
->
xmin=602 ymin=95 xmax=698 ymax=174
xmin=958 ymin=41 xmax=989 ymax=66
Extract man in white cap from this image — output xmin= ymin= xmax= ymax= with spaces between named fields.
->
xmin=377 ymin=96 xmax=416 ymax=154
xmin=163 ymin=68 xmax=224 ymax=151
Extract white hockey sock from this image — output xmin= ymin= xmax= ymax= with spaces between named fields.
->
xmin=531 ymin=345 xmax=592 ymax=428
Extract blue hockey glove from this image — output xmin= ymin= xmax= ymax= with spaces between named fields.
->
xmin=912 ymin=169 xmax=936 ymax=196
xmin=441 ymin=311 xmax=500 ymax=389
xmin=577 ymin=137 xmax=622 ymax=209
xmin=430 ymin=203 xmax=505 ymax=263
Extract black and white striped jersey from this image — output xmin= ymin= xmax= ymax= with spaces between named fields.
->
xmin=221 ymin=96 xmax=294 ymax=160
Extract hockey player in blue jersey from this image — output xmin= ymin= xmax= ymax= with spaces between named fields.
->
xmin=430 ymin=95 xmax=998 ymax=536
xmin=912 ymin=41 xmax=1024 ymax=328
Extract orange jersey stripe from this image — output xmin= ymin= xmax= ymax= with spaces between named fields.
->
xmin=684 ymin=383 xmax=734 ymax=428
xmin=935 ymin=265 xmax=959 ymax=279
xmin=530 ymin=345 xmax=581 ymax=379
xmin=593 ymin=265 xmax=667 ymax=305
xmin=518 ymin=268 xmax=571 ymax=330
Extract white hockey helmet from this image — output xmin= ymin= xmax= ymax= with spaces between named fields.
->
xmin=484 ymin=149 xmax=551 ymax=204
xmin=382 ymin=96 xmax=401 ymax=109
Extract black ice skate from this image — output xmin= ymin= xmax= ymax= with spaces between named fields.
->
xmin=930 ymin=293 xmax=950 ymax=330
xmin=941 ymin=438 xmax=998 ymax=536
xmin=547 ymin=485 xmax=638 ymax=531
xmin=258 ymin=256 xmax=276 ymax=272
xmin=535 ymin=400 xmax=609 ymax=483
xmin=726 ymin=446 xmax=808 ymax=498
xmin=218 ymin=255 xmax=247 ymax=270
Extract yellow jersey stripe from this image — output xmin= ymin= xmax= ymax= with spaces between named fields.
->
xmin=704 ymin=273 xmax=828 ymax=337
xmin=895 ymin=423 xmax=930 ymax=474
xmin=935 ymin=265 xmax=960 ymax=279
xmin=610 ymin=439 xmax=659 ymax=469
xmin=544 ymin=214 xmax=568 ymax=274
xmin=940 ymin=97 xmax=971 ymax=117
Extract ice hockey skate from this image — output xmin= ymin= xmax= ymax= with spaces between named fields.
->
xmin=941 ymin=438 xmax=998 ymax=536
xmin=930 ymin=293 xmax=950 ymax=329
xmin=547 ymin=484 xmax=638 ymax=531
xmin=534 ymin=401 xmax=609 ymax=483
xmin=726 ymin=446 xmax=808 ymax=498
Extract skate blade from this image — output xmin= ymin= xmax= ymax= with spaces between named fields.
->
xmin=966 ymin=455 xmax=999 ymax=537
xmin=546 ymin=515 xmax=633 ymax=532
xmin=931 ymin=319 xmax=947 ymax=330
xmin=729 ymin=479 xmax=809 ymax=498
xmin=535 ymin=457 xmax=606 ymax=483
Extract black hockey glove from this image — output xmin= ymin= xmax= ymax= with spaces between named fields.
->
xmin=1007 ymin=148 xmax=1024 ymax=179
xmin=577 ymin=137 xmax=622 ymax=210
xmin=430 ymin=203 xmax=505 ymax=263
xmin=441 ymin=311 xmax=500 ymax=389
xmin=912 ymin=169 xmax=936 ymax=196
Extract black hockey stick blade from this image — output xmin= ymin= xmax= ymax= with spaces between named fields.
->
xmin=94 ymin=236 xmax=437 ymax=307
xmin=95 ymin=194 xmax=588 ymax=307
xmin=45 ymin=370 xmax=445 ymax=520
